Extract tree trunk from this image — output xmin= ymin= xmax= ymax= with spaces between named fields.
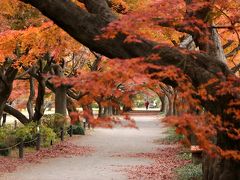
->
xmin=0 ymin=63 xmax=18 ymax=120
xmin=108 ymin=106 xmax=113 ymax=116
xmin=159 ymin=95 xmax=168 ymax=114
xmin=103 ymin=106 xmax=113 ymax=116
xmin=33 ymin=78 xmax=46 ymax=121
xmin=103 ymin=106 xmax=108 ymax=116
xmin=173 ymin=90 xmax=178 ymax=116
xmin=113 ymin=104 xmax=120 ymax=115
xmin=208 ymin=27 xmax=226 ymax=65
xmin=166 ymin=93 xmax=173 ymax=116
xmin=52 ymin=64 xmax=67 ymax=116
xmin=82 ymin=104 xmax=93 ymax=128
xmin=203 ymin=153 xmax=240 ymax=180
xmin=55 ymin=85 xmax=67 ymax=116
xmin=159 ymin=95 xmax=164 ymax=113
xmin=97 ymin=101 xmax=103 ymax=117
xmin=27 ymin=77 xmax=35 ymax=121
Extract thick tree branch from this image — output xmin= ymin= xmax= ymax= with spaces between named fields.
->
xmin=21 ymin=0 xmax=154 ymax=58
xmin=4 ymin=104 xmax=29 ymax=124
xmin=81 ymin=0 xmax=116 ymax=20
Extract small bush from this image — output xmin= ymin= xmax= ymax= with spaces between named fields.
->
xmin=71 ymin=125 xmax=85 ymax=135
xmin=39 ymin=125 xmax=56 ymax=147
xmin=0 ymin=122 xmax=57 ymax=148
xmin=0 ymin=125 xmax=16 ymax=146
xmin=176 ymin=163 xmax=202 ymax=180
xmin=0 ymin=142 xmax=11 ymax=156
xmin=15 ymin=124 xmax=34 ymax=141
xmin=41 ymin=113 xmax=69 ymax=134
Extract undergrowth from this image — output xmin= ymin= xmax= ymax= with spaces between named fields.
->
xmin=162 ymin=126 xmax=203 ymax=180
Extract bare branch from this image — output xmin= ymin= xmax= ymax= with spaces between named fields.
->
xmin=226 ymin=45 xmax=240 ymax=58
xmin=223 ymin=40 xmax=234 ymax=49
xmin=15 ymin=67 xmax=32 ymax=79
xmin=231 ymin=63 xmax=240 ymax=73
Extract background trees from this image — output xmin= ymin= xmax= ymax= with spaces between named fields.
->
xmin=0 ymin=0 xmax=240 ymax=179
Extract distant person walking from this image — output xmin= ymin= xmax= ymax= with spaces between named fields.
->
xmin=145 ymin=101 xmax=149 ymax=110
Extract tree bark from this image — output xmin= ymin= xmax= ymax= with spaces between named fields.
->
xmin=0 ymin=61 xmax=18 ymax=120
xmin=4 ymin=104 xmax=29 ymax=124
xmin=97 ymin=101 xmax=103 ymax=118
xmin=33 ymin=77 xmax=46 ymax=121
xmin=52 ymin=64 xmax=67 ymax=116
xmin=55 ymin=85 xmax=67 ymax=116
xmin=27 ymin=77 xmax=35 ymax=121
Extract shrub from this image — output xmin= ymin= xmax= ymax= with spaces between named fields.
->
xmin=0 ymin=122 xmax=57 ymax=148
xmin=41 ymin=113 xmax=69 ymax=134
xmin=0 ymin=125 xmax=16 ymax=146
xmin=39 ymin=125 xmax=56 ymax=147
xmin=0 ymin=142 xmax=10 ymax=156
xmin=15 ymin=124 xmax=34 ymax=141
xmin=176 ymin=163 xmax=202 ymax=180
xmin=70 ymin=125 xmax=85 ymax=135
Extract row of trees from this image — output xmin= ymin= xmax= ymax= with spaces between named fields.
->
xmin=0 ymin=0 xmax=162 ymax=127
xmin=0 ymin=0 xmax=239 ymax=179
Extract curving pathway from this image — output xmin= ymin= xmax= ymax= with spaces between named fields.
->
xmin=2 ymin=112 xmax=166 ymax=180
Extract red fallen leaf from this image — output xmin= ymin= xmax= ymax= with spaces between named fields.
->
xmin=0 ymin=141 xmax=94 ymax=175
xmin=116 ymin=143 xmax=190 ymax=180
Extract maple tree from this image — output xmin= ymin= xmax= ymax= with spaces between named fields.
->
xmin=0 ymin=0 xmax=94 ymax=124
xmin=0 ymin=0 xmax=239 ymax=179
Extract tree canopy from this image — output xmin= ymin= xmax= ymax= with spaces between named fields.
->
xmin=0 ymin=0 xmax=240 ymax=179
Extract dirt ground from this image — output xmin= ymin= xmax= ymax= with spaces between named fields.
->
xmin=1 ymin=113 xmax=167 ymax=180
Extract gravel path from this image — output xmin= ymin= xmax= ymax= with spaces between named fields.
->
xmin=2 ymin=113 xmax=166 ymax=180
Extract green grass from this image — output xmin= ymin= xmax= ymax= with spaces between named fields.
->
xmin=178 ymin=150 xmax=192 ymax=160
xmin=175 ymin=163 xmax=202 ymax=180
xmin=161 ymin=127 xmax=203 ymax=180
xmin=163 ymin=127 xmax=184 ymax=143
